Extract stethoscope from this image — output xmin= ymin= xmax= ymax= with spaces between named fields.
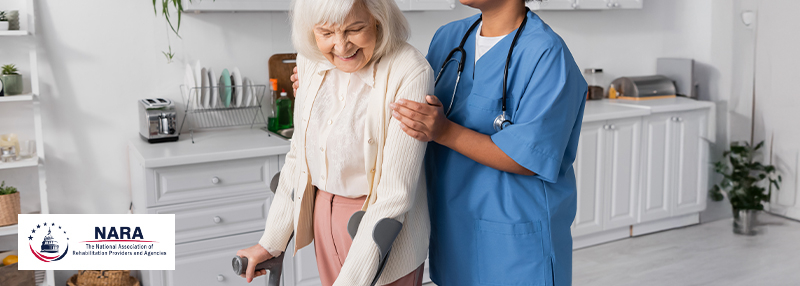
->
xmin=434 ymin=8 xmax=529 ymax=132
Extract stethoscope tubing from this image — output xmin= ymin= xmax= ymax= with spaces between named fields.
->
xmin=433 ymin=8 xmax=529 ymax=130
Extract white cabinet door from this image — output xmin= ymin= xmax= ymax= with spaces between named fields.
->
xmin=408 ymin=0 xmax=454 ymax=11
xmin=638 ymin=113 xmax=674 ymax=222
xmin=528 ymin=0 xmax=577 ymax=10
xmin=572 ymin=121 xmax=606 ymax=236
xmin=603 ymin=117 xmax=642 ymax=230
xmin=608 ymin=0 xmax=643 ymax=9
xmin=577 ymin=0 xmax=612 ymax=9
xmin=672 ymin=110 xmax=709 ymax=216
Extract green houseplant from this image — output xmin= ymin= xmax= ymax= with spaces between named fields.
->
xmin=1 ymin=64 xmax=22 ymax=96
xmin=709 ymin=141 xmax=781 ymax=235
xmin=0 ymin=181 xmax=20 ymax=226
xmin=152 ymin=0 xmax=213 ymax=63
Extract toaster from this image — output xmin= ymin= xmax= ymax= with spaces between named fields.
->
xmin=139 ymin=98 xmax=179 ymax=143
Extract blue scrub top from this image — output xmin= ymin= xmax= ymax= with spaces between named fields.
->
xmin=425 ymin=11 xmax=587 ymax=286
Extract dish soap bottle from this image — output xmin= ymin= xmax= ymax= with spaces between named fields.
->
xmin=276 ymin=89 xmax=293 ymax=130
xmin=268 ymin=79 xmax=280 ymax=132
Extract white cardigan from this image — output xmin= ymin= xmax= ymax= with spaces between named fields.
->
xmin=259 ymin=43 xmax=433 ymax=286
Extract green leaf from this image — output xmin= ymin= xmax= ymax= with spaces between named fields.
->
xmin=754 ymin=141 xmax=764 ymax=150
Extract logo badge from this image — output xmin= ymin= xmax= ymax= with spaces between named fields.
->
xmin=26 ymin=222 xmax=69 ymax=262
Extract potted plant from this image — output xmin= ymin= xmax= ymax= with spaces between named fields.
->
xmin=1 ymin=64 xmax=22 ymax=95
xmin=0 ymin=11 xmax=8 ymax=31
xmin=709 ymin=141 xmax=781 ymax=235
xmin=0 ymin=181 xmax=20 ymax=227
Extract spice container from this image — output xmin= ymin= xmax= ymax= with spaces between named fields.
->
xmin=583 ymin=68 xmax=605 ymax=100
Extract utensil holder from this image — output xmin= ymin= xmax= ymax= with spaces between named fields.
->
xmin=178 ymin=84 xmax=269 ymax=143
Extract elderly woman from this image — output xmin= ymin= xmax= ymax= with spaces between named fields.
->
xmin=236 ymin=0 xmax=432 ymax=285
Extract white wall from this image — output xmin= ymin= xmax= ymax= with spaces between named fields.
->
xmin=2 ymin=0 xmax=752 ymax=221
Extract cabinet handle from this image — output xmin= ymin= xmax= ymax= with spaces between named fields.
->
xmin=614 ymin=2 xmax=621 ymax=8
xmin=609 ymin=124 xmax=616 ymax=130
xmin=677 ymin=117 xmax=683 ymax=122
xmin=603 ymin=125 xmax=609 ymax=130
xmin=211 ymin=176 xmax=220 ymax=184
xmin=213 ymin=216 xmax=222 ymax=224
xmin=572 ymin=3 xmax=579 ymax=8
xmin=607 ymin=2 xmax=613 ymax=7
xmin=217 ymin=274 xmax=225 ymax=282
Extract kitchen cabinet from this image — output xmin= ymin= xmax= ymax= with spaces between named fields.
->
xmin=182 ymin=0 xmax=454 ymax=12
xmin=638 ymin=109 xmax=709 ymax=222
xmin=528 ymin=0 xmax=643 ymax=10
xmin=572 ymin=98 xmax=714 ymax=248
xmin=572 ymin=117 xmax=641 ymax=235
xmin=129 ymin=128 xmax=289 ymax=286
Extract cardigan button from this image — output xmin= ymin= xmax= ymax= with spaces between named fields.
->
xmin=367 ymin=138 xmax=374 ymax=144
xmin=371 ymin=169 xmax=375 ymax=173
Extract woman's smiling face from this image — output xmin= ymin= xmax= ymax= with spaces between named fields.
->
xmin=313 ymin=2 xmax=377 ymax=73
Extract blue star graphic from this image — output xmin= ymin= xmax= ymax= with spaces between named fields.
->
xmin=59 ymin=226 xmax=61 ymax=229
xmin=28 ymin=235 xmax=33 ymax=240
xmin=51 ymin=222 xmax=55 ymax=226
xmin=36 ymin=224 xmax=40 ymax=229
xmin=31 ymin=229 xmax=35 ymax=233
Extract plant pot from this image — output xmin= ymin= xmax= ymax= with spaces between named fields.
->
xmin=0 ymin=21 xmax=8 ymax=31
xmin=0 ymin=192 xmax=20 ymax=227
xmin=732 ymin=209 xmax=758 ymax=235
xmin=1 ymin=74 xmax=22 ymax=95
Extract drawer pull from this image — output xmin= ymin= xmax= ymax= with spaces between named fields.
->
xmin=211 ymin=176 xmax=221 ymax=184
xmin=213 ymin=216 xmax=222 ymax=224
xmin=217 ymin=274 xmax=225 ymax=282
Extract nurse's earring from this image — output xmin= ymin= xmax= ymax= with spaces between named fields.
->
xmin=493 ymin=111 xmax=512 ymax=132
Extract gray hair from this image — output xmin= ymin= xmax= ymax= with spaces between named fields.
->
xmin=290 ymin=0 xmax=409 ymax=63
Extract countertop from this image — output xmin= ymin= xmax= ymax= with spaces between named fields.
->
xmin=128 ymin=127 xmax=291 ymax=168
xmin=128 ymin=98 xmax=716 ymax=168
xmin=583 ymin=97 xmax=715 ymax=122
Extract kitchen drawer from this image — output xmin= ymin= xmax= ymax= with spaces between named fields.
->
xmin=149 ymin=156 xmax=279 ymax=207
xmin=143 ymin=231 xmax=289 ymax=286
xmin=149 ymin=193 xmax=272 ymax=244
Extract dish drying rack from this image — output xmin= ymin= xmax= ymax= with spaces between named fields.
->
xmin=178 ymin=84 xmax=269 ymax=143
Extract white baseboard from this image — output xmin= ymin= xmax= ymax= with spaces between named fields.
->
xmin=632 ymin=213 xmax=699 ymax=236
xmin=573 ymin=226 xmax=630 ymax=249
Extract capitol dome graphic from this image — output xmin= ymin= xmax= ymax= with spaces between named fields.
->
xmin=27 ymin=222 xmax=69 ymax=262
xmin=41 ymin=228 xmax=59 ymax=253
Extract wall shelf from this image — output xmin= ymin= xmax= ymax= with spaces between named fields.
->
xmin=0 ymin=224 xmax=17 ymax=236
xmin=0 ymin=94 xmax=34 ymax=102
xmin=0 ymin=157 xmax=38 ymax=170
xmin=0 ymin=30 xmax=30 ymax=36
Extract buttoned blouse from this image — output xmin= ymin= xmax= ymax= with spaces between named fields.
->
xmin=305 ymin=63 xmax=375 ymax=198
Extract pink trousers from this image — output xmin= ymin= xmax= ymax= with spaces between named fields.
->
xmin=313 ymin=189 xmax=424 ymax=286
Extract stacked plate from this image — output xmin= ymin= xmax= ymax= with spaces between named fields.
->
xmin=184 ymin=61 xmax=259 ymax=109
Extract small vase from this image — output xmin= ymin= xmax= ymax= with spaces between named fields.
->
xmin=0 ymin=21 xmax=8 ymax=31
xmin=1 ymin=74 xmax=22 ymax=95
xmin=732 ymin=209 xmax=758 ymax=235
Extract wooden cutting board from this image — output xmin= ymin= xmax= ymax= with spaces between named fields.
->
xmin=268 ymin=53 xmax=298 ymax=101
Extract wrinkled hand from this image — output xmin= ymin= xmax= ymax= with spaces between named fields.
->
xmin=291 ymin=66 xmax=300 ymax=94
xmin=390 ymin=95 xmax=451 ymax=142
xmin=236 ymin=244 xmax=273 ymax=283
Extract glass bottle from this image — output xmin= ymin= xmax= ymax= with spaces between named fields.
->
xmin=276 ymin=89 xmax=293 ymax=130
xmin=583 ymin=68 xmax=605 ymax=100
xmin=267 ymin=79 xmax=280 ymax=132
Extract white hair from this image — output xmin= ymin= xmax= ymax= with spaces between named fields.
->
xmin=290 ymin=0 xmax=409 ymax=63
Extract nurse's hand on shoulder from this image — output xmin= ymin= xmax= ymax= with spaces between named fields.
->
xmin=291 ymin=66 xmax=299 ymax=94
xmin=236 ymin=244 xmax=273 ymax=283
xmin=390 ymin=95 xmax=452 ymax=142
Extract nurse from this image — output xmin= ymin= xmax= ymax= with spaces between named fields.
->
xmin=389 ymin=0 xmax=586 ymax=285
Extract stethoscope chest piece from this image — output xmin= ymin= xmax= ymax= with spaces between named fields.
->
xmin=493 ymin=112 xmax=512 ymax=132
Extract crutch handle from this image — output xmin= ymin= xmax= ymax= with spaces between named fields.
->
xmin=232 ymin=252 xmax=285 ymax=286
